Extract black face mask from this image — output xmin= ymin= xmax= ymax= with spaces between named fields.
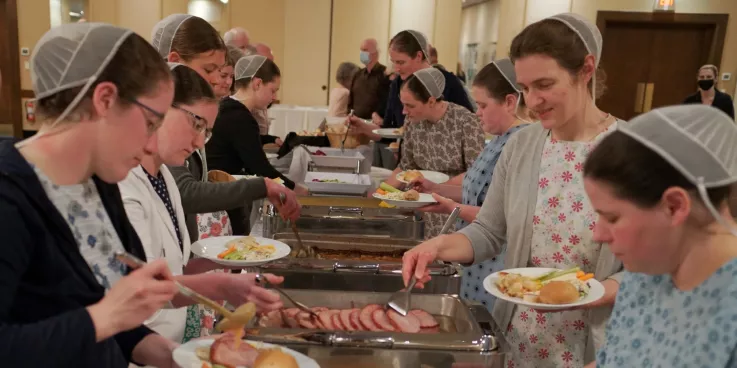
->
xmin=698 ymin=79 xmax=715 ymax=91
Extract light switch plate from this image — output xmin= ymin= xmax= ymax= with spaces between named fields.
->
xmin=24 ymin=61 xmax=30 ymax=70
xmin=20 ymin=47 xmax=30 ymax=56
xmin=722 ymin=73 xmax=731 ymax=81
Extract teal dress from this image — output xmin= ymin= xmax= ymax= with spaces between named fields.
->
xmin=459 ymin=124 xmax=528 ymax=310
xmin=597 ymin=258 xmax=737 ymax=367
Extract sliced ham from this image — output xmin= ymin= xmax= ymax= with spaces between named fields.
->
xmin=359 ymin=304 xmax=383 ymax=331
xmin=331 ymin=313 xmax=345 ymax=330
xmin=282 ymin=308 xmax=301 ymax=328
xmin=340 ymin=309 xmax=357 ymax=331
xmin=410 ymin=309 xmax=439 ymax=328
xmin=350 ymin=309 xmax=362 ymax=331
xmin=311 ymin=307 xmax=329 ymax=313
xmin=318 ymin=310 xmax=335 ymax=330
xmin=258 ymin=310 xmax=284 ymax=328
xmin=210 ymin=334 xmax=260 ymax=368
xmin=371 ymin=308 xmax=396 ymax=332
xmin=296 ymin=311 xmax=319 ymax=329
xmin=387 ymin=309 xmax=421 ymax=333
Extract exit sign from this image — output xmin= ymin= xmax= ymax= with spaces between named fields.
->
xmin=653 ymin=0 xmax=675 ymax=12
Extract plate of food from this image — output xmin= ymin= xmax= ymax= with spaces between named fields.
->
xmin=372 ymin=183 xmax=436 ymax=209
xmin=483 ymin=267 xmax=604 ymax=310
xmin=396 ymin=170 xmax=450 ymax=184
xmin=373 ymin=127 xmax=404 ymax=139
xmin=191 ymin=236 xmax=291 ymax=267
xmin=385 ymin=141 xmax=400 ymax=153
xmin=172 ymin=334 xmax=319 ymax=368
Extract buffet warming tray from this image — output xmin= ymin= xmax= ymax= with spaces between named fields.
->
xmin=255 ymin=233 xmax=462 ymax=294
xmin=246 ymin=289 xmax=504 ymax=354
xmin=261 ymin=196 xmax=424 ymax=241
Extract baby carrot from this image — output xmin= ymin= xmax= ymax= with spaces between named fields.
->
xmin=576 ymin=270 xmax=585 ymax=277
xmin=218 ymin=245 xmax=236 ymax=259
xmin=579 ymin=273 xmax=595 ymax=281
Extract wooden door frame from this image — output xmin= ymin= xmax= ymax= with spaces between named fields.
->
xmin=596 ymin=11 xmax=729 ymax=69
xmin=2 ymin=0 xmax=22 ymax=138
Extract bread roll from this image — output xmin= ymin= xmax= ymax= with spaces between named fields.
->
xmin=208 ymin=170 xmax=236 ymax=183
xmin=403 ymin=170 xmax=424 ymax=182
xmin=253 ymin=348 xmax=299 ymax=368
xmin=538 ymin=281 xmax=579 ymax=305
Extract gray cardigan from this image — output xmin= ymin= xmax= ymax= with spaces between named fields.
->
xmin=168 ymin=150 xmax=267 ymax=242
xmin=458 ymin=122 xmax=624 ymax=363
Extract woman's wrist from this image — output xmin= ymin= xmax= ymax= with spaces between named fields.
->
xmin=87 ymin=302 xmax=117 ymax=342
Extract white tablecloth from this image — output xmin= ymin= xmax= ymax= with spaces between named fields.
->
xmin=268 ymin=104 xmax=329 ymax=139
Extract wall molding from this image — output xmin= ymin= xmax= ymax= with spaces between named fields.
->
xmin=462 ymin=0 xmax=490 ymax=9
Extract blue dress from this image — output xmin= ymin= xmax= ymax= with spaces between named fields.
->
xmin=459 ymin=124 xmax=528 ymax=310
xmin=597 ymin=258 xmax=737 ymax=368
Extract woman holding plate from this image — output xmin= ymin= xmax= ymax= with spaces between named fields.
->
xmin=411 ymin=58 xmax=532 ymax=311
xmin=401 ymin=13 xmax=624 ymax=368
xmin=119 ymin=63 xmax=284 ymax=344
xmin=583 ymin=106 xmax=737 ymax=367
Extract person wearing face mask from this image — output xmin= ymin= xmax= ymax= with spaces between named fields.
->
xmin=378 ymin=67 xmax=484 ymax=238
xmin=153 ymin=15 xmax=300 ymax=240
xmin=348 ymin=30 xmax=474 ymax=170
xmin=348 ymin=38 xmax=391 ymax=135
xmin=583 ymin=105 xmax=737 ymax=368
xmin=402 ymin=14 xmax=624 ymax=368
xmin=118 ymin=64 xmax=284 ymax=344
xmin=409 ymin=59 xmax=532 ymax=312
xmin=683 ymin=64 xmax=734 ymax=120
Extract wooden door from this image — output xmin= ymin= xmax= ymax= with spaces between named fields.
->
xmin=596 ymin=12 xmax=728 ymax=121
xmin=0 ymin=0 xmax=22 ymax=137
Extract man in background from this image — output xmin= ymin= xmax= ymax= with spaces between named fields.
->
xmin=348 ymin=38 xmax=391 ymax=168
xmin=255 ymin=43 xmax=274 ymax=61
xmin=224 ymin=27 xmax=257 ymax=55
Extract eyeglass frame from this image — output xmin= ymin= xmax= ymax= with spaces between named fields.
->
xmin=126 ymin=97 xmax=166 ymax=134
xmin=172 ymin=104 xmax=213 ymax=143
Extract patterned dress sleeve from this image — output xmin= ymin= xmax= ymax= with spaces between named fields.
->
xmin=399 ymin=123 xmax=417 ymax=171
xmin=460 ymin=107 xmax=485 ymax=169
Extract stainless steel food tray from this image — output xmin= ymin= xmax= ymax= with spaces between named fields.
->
xmin=255 ymin=233 xmax=461 ymax=294
xmin=246 ymin=289 xmax=503 ymax=353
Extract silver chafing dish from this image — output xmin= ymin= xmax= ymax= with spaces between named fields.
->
xmin=246 ymin=289 xmax=507 ymax=365
xmin=261 ymin=196 xmax=424 ymax=241
xmin=256 ymin=233 xmax=461 ymax=294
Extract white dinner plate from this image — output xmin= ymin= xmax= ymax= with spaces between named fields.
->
xmin=385 ymin=146 xmax=399 ymax=153
xmin=172 ymin=338 xmax=320 ymax=368
xmin=372 ymin=192 xmax=437 ymax=209
xmin=396 ymin=170 xmax=450 ymax=184
xmin=372 ymin=128 xmax=403 ymax=139
xmin=191 ymin=236 xmax=291 ymax=267
xmin=483 ymin=267 xmax=605 ymax=311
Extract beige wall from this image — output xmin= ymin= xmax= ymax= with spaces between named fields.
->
xmin=390 ymin=0 xmax=437 ymax=44
xmin=433 ymin=0 xmax=462 ymax=71
xmin=329 ymin=0 xmax=391 ymax=92
xmin=460 ymin=0 xmax=500 ymax=71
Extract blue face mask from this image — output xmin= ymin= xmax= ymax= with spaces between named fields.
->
xmin=359 ymin=51 xmax=371 ymax=65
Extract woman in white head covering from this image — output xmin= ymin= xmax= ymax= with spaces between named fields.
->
xmin=402 ymin=13 xmax=623 ymax=367
xmin=583 ymin=105 xmax=737 ymax=367
xmin=118 ymin=64 xmax=283 ymax=344
xmin=377 ymin=67 xmax=484 ymax=238
xmin=0 ymin=23 xmax=179 ymax=367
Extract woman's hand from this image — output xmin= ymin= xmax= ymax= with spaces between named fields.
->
xmin=87 ymin=259 xmax=178 ymax=342
xmin=417 ymin=193 xmax=456 ymax=214
xmin=275 ymin=138 xmax=284 ymax=147
xmin=347 ymin=116 xmax=378 ymax=136
xmin=409 ymin=177 xmax=437 ymax=194
xmin=218 ymin=273 xmax=284 ymax=312
xmin=401 ymin=237 xmax=447 ymax=289
xmin=371 ymin=112 xmax=383 ymax=127
xmin=266 ymin=179 xmax=301 ymax=221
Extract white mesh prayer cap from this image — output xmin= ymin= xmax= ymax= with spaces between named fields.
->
xmin=547 ymin=13 xmax=603 ymax=99
xmin=413 ymin=67 xmax=445 ymax=99
xmin=619 ymin=105 xmax=737 ymax=235
xmin=399 ymin=30 xmax=430 ymax=61
xmin=620 ymin=105 xmax=737 ymax=188
xmin=491 ymin=58 xmax=519 ymax=93
xmin=31 ymin=22 xmax=133 ymax=124
xmin=151 ymin=14 xmax=193 ymax=58
xmin=234 ymin=55 xmax=267 ymax=81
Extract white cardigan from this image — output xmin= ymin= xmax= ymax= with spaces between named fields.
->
xmin=118 ymin=165 xmax=191 ymax=343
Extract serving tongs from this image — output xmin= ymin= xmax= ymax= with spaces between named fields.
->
xmin=278 ymin=192 xmax=315 ymax=258
xmin=386 ymin=206 xmax=461 ymax=316
xmin=340 ymin=109 xmax=354 ymax=153
xmin=254 ymin=273 xmax=318 ymax=319
xmin=114 ymin=251 xmax=256 ymax=331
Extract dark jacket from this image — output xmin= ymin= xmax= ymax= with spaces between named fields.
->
xmin=0 ymin=138 xmax=154 ymax=367
xmin=683 ymin=89 xmax=735 ymax=120
xmin=168 ymin=150 xmax=267 ymax=241
xmin=206 ymin=98 xmax=295 ymax=189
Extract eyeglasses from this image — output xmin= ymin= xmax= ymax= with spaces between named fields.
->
xmin=172 ymin=104 xmax=213 ymax=143
xmin=127 ymin=98 xmax=166 ymax=134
